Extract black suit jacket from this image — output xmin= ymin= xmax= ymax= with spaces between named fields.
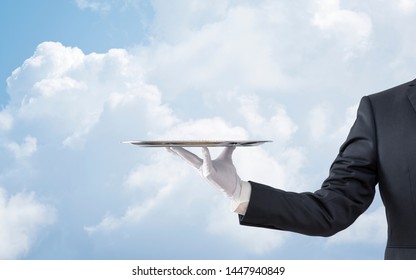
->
xmin=239 ymin=79 xmax=416 ymax=259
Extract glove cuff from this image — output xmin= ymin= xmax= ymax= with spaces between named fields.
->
xmin=230 ymin=180 xmax=252 ymax=215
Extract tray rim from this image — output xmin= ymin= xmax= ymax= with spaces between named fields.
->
xmin=121 ymin=140 xmax=272 ymax=147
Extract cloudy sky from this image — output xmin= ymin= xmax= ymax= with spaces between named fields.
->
xmin=1 ymin=0 xmax=416 ymax=260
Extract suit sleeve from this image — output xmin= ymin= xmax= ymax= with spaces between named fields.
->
xmin=239 ymin=96 xmax=379 ymax=236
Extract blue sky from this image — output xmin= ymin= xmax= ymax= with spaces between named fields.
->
xmin=0 ymin=0 xmax=152 ymax=106
xmin=1 ymin=0 xmax=416 ymax=260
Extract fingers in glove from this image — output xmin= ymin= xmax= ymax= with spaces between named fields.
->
xmin=201 ymin=147 xmax=215 ymax=176
xmin=218 ymin=146 xmax=236 ymax=161
xmin=167 ymin=147 xmax=203 ymax=168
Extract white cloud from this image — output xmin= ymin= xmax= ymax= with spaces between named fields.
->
xmin=76 ymin=0 xmax=111 ymax=12
xmin=2 ymin=41 xmax=183 ymax=254
xmin=84 ymin=152 xmax=197 ymax=234
xmin=84 ymin=184 xmax=172 ymax=233
xmin=206 ymin=198 xmax=287 ymax=255
xmin=312 ymin=0 xmax=372 ymax=54
xmin=124 ymin=154 xmax=188 ymax=192
xmin=0 ymin=188 xmax=55 ymax=259
xmin=308 ymin=102 xmax=358 ymax=146
xmin=136 ymin=2 xmax=295 ymax=97
xmin=6 ymin=42 xmax=164 ymax=148
xmin=160 ymin=118 xmax=248 ymax=140
xmin=238 ymin=94 xmax=298 ymax=143
xmin=330 ymin=103 xmax=359 ymax=143
xmin=0 ymin=111 xmax=12 ymax=131
xmin=150 ymin=0 xmax=230 ymax=42
xmin=6 ymin=135 xmax=37 ymax=158
xmin=397 ymin=0 xmax=416 ymax=12
xmin=308 ymin=104 xmax=330 ymax=143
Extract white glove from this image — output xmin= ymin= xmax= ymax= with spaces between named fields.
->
xmin=167 ymin=146 xmax=241 ymax=199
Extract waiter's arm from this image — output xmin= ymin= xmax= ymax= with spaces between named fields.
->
xmin=238 ymin=96 xmax=379 ymax=236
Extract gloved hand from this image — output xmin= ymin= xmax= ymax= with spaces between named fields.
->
xmin=167 ymin=146 xmax=241 ymax=199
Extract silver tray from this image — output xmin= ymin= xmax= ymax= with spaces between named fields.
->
xmin=121 ymin=140 xmax=272 ymax=147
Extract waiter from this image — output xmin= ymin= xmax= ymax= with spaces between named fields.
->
xmin=168 ymin=78 xmax=416 ymax=260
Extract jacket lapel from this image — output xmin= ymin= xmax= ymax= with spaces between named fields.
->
xmin=407 ymin=81 xmax=416 ymax=113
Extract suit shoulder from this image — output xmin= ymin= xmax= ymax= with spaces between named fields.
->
xmin=367 ymin=79 xmax=415 ymax=104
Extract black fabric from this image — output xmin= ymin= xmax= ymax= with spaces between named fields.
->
xmin=239 ymin=79 xmax=416 ymax=259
